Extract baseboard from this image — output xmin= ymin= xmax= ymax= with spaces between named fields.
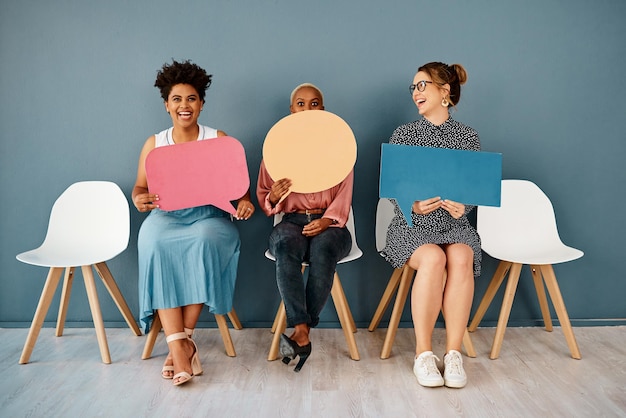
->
xmin=2 ymin=318 xmax=626 ymax=329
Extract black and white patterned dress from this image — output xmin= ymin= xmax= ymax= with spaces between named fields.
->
xmin=381 ymin=117 xmax=482 ymax=277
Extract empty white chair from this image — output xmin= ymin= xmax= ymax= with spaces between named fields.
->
xmin=469 ymin=179 xmax=583 ymax=359
xmin=266 ymin=207 xmax=362 ymax=361
xmin=16 ymin=181 xmax=141 ymax=364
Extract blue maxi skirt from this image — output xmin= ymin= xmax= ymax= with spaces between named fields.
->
xmin=138 ymin=205 xmax=240 ymax=333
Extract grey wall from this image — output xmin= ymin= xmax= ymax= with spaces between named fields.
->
xmin=1 ymin=0 xmax=625 ymax=328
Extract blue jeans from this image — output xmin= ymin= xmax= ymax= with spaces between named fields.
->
xmin=269 ymin=213 xmax=352 ymax=328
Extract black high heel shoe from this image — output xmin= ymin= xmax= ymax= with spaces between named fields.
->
xmin=279 ymin=334 xmax=312 ymax=372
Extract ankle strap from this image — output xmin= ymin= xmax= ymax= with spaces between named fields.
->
xmin=184 ymin=328 xmax=194 ymax=338
xmin=166 ymin=332 xmax=189 ymax=343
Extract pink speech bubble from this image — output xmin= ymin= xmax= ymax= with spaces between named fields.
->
xmin=145 ymin=136 xmax=250 ymax=214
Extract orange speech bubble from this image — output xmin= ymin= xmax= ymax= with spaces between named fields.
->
xmin=262 ymin=110 xmax=357 ymax=193
xmin=145 ymin=136 xmax=250 ymax=214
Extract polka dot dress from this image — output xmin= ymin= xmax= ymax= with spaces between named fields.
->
xmin=381 ymin=117 xmax=482 ymax=277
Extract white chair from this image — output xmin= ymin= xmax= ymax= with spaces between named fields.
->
xmin=368 ymin=198 xmax=476 ymax=359
xmin=266 ymin=207 xmax=362 ymax=361
xmin=468 ymin=179 xmax=583 ymax=359
xmin=16 ymin=181 xmax=141 ymax=364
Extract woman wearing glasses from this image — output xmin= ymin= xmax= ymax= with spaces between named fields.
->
xmin=381 ymin=62 xmax=481 ymax=388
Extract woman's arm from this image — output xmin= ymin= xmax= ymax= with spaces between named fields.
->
xmin=132 ymin=135 xmax=159 ymax=212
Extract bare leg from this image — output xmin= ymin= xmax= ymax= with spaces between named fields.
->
xmin=182 ymin=304 xmax=203 ymax=330
xmin=407 ymin=244 xmax=446 ymax=355
xmin=159 ymin=304 xmax=203 ymax=384
xmin=442 ymin=244 xmax=474 ymax=353
xmin=161 ymin=304 xmax=204 ymax=378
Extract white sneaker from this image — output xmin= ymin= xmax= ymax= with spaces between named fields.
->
xmin=413 ymin=351 xmax=444 ymax=387
xmin=443 ymin=350 xmax=467 ymax=388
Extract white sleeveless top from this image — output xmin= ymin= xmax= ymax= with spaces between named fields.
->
xmin=154 ymin=125 xmax=219 ymax=147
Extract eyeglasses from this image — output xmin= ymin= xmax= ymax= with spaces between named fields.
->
xmin=409 ymin=80 xmax=433 ymax=93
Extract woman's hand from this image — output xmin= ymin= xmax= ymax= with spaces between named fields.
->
xmin=269 ymin=178 xmax=292 ymax=206
xmin=134 ymin=192 xmax=159 ymax=212
xmin=235 ymin=199 xmax=255 ymax=220
xmin=302 ymin=218 xmax=333 ymax=237
xmin=412 ymin=197 xmax=442 ymax=215
xmin=441 ymin=199 xmax=465 ymax=219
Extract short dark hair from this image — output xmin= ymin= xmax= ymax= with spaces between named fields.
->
xmin=154 ymin=59 xmax=212 ymax=102
xmin=418 ymin=62 xmax=468 ymax=106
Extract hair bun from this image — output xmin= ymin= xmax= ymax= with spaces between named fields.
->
xmin=451 ymin=64 xmax=468 ymax=85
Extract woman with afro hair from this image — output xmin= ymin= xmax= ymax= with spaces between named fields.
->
xmin=132 ymin=60 xmax=254 ymax=386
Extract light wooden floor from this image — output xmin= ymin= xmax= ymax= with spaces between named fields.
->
xmin=1 ymin=326 xmax=625 ymax=417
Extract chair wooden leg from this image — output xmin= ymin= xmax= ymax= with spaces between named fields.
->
xmin=331 ymin=275 xmax=360 ymax=360
xmin=368 ymin=268 xmax=403 ymax=332
xmin=141 ymin=312 xmax=162 ymax=360
xmin=270 ymin=302 xmax=282 ymax=334
xmin=268 ymin=302 xmax=287 ymax=361
xmin=468 ymin=261 xmax=512 ymax=332
xmin=19 ymin=267 xmax=64 ymax=364
xmin=489 ymin=262 xmax=523 ymax=360
xmin=462 ymin=329 xmax=476 ymax=358
xmin=227 ymin=309 xmax=243 ymax=330
xmin=94 ymin=262 xmax=142 ymax=336
xmin=530 ymin=265 xmax=553 ymax=331
xmin=215 ymin=314 xmax=236 ymax=357
xmin=81 ymin=265 xmax=111 ymax=364
xmin=56 ymin=267 xmax=75 ymax=337
xmin=540 ymin=265 xmax=581 ymax=359
xmin=333 ymin=274 xmax=356 ymax=333
xmin=381 ymin=265 xmax=414 ymax=359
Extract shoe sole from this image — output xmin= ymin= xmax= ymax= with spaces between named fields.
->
xmin=418 ymin=379 xmax=444 ymax=388
xmin=444 ymin=378 xmax=467 ymax=388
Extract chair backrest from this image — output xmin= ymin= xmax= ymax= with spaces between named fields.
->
xmin=18 ymin=181 xmax=130 ymax=267
xmin=266 ymin=206 xmax=362 ymax=264
xmin=477 ymin=179 xmax=583 ymax=264
xmin=375 ymin=198 xmax=395 ymax=253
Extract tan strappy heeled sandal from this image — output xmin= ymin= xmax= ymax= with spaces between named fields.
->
xmin=166 ymin=331 xmax=202 ymax=386
xmin=161 ymin=327 xmax=195 ymax=379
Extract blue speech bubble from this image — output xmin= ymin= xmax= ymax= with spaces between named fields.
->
xmin=379 ymin=144 xmax=502 ymax=224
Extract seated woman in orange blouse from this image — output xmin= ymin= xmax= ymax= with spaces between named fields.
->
xmin=256 ymin=83 xmax=353 ymax=372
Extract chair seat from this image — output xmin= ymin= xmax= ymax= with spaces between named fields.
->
xmin=264 ymin=248 xmax=363 ymax=265
xmin=482 ymin=244 xmax=583 ymax=266
xmin=17 ymin=246 xmax=122 ymax=268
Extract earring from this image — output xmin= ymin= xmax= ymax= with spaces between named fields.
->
xmin=441 ymin=97 xmax=449 ymax=107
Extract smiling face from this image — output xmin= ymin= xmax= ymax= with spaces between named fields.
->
xmin=164 ymin=83 xmax=204 ymax=129
xmin=411 ymin=71 xmax=450 ymax=122
xmin=290 ymin=86 xmax=324 ymax=113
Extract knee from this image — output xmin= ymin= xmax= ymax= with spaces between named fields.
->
xmin=270 ymin=237 xmax=292 ymax=254
xmin=270 ymin=230 xmax=300 ymax=255
xmin=446 ymin=245 xmax=474 ymax=271
xmin=408 ymin=245 xmax=447 ymax=272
